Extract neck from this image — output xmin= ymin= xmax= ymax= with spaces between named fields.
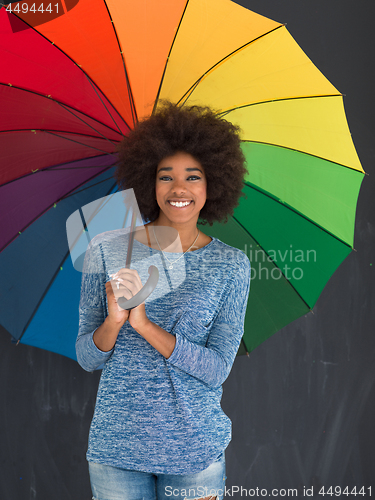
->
xmin=152 ymin=215 xmax=199 ymax=253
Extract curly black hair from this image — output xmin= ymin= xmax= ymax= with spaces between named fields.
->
xmin=115 ymin=101 xmax=247 ymax=226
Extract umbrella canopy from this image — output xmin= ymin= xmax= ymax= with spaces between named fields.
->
xmin=0 ymin=0 xmax=364 ymax=359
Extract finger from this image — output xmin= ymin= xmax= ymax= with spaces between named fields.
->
xmin=111 ymin=269 xmax=143 ymax=286
xmin=110 ymin=272 xmax=143 ymax=296
xmin=108 ymin=279 xmax=131 ymax=295
xmin=105 ymin=280 xmax=115 ymax=297
xmin=105 ymin=282 xmax=129 ymax=318
xmin=110 ymin=268 xmax=138 ymax=279
xmin=111 ymin=284 xmax=134 ymax=312
xmin=112 ymin=279 xmax=139 ymax=298
xmin=113 ymin=286 xmax=133 ymax=301
xmin=106 ymin=280 xmax=132 ymax=301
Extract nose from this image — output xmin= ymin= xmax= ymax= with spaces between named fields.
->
xmin=171 ymin=178 xmax=187 ymax=194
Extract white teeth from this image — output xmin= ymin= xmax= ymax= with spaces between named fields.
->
xmin=169 ymin=200 xmax=191 ymax=207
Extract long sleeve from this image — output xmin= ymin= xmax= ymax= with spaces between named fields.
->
xmin=166 ymin=256 xmax=251 ymax=389
xmin=75 ymin=239 xmax=114 ymax=371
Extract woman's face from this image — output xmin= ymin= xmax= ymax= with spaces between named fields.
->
xmin=155 ymin=152 xmax=207 ymax=226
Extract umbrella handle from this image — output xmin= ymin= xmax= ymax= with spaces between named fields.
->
xmin=117 ymin=265 xmax=159 ymax=310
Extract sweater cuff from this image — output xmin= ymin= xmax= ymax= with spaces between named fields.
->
xmin=166 ymin=329 xmax=184 ymax=365
xmin=167 ymin=313 xmax=207 ymax=367
xmin=76 ymin=329 xmax=114 ymax=371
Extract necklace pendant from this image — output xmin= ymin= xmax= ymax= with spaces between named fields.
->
xmin=169 ymin=264 xmax=173 ymax=270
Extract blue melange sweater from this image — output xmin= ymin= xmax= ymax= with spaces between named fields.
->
xmin=76 ymin=229 xmax=250 ymax=474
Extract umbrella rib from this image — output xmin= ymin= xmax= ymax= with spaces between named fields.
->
xmin=231 ymin=214 xmax=313 ymax=312
xmin=44 ymin=164 xmax=114 ymax=170
xmin=16 ymin=250 xmax=72 ymax=344
xmin=81 ymin=69 xmax=134 ymax=132
xmin=45 ymin=160 xmax=116 ymax=171
xmin=16 ymin=180 xmax=118 ymax=345
xmin=54 ymin=101 xmax=121 ymax=146
xmin=72 ymin=186 xmax=121 ymax=251
xmin=241 ymin=138 xmax=364 ymax=174
xmin=217 ymin=93 xmax=342 ymax=118
xmin=0 ymin=83 xmax=126 ymax=139
xmin=240 ymin=337 xmax=250 ymax=356
xmin=60 ymin=177 xmax=117 ymax=200
xmin=102 ymin=0 xmax=137 ymax=126
xmin=0 ymin=155 xmax=117 ymax=189
xmin=43 ymin=130 xmax=119 ymax=157
xmin=177 ymin=25 xmax=284 ymax=107
xmin=152 ymin=0 xmax=191 ymax=115
xmin=70 ymin=187 xmax=119 ymax=253
xmin=243 ymin=180 xmax=355 ymax=250
xmin=0 ymin=128 xmax=118 ymax=176
xmin=0 ymin=170 xmax=116 ymax=253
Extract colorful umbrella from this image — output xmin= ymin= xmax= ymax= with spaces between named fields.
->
xmin=0 ymin=0 xmax=364 ymax=359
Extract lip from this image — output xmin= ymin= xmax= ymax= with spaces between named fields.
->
xmin=168 ymin=199 xmax=192 ymax=202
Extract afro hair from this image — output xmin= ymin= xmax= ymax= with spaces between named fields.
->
xmin=115 ymin=101 xmax=247 ymax=225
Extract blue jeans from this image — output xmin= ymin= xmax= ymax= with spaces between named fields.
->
xmin=88 ymin=452 xmax=226 ymax=500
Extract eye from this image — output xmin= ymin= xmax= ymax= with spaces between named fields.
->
xmin=157 ymin=175 xmax=201 ymax=181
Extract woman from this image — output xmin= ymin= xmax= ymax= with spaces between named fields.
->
xmin=76 ymin=102 xmax=251 ymax=500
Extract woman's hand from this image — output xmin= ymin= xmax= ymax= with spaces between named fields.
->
xmin=93 ymin=273 xmax=136 ymax=353
xmin=105 ymin=279 xmax=130 ymax=327
xmin=109 ymin=268 xmax=150 ymax=332
xmin=109 ymin=268 xmax=175 ymax=359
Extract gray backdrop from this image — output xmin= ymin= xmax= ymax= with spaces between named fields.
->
xmin=1 ymin=1 xmax=374 ymax=498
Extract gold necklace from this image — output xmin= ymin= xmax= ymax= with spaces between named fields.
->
xmin=152 ymin=224 xmax=200 ymax=270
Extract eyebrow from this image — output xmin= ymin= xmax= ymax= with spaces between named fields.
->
xmin=157 ymin=167 xmax=203 ymax=173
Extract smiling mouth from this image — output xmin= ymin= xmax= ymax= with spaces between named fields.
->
xmin=168 ymin=200 xmax=192 ymax=208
